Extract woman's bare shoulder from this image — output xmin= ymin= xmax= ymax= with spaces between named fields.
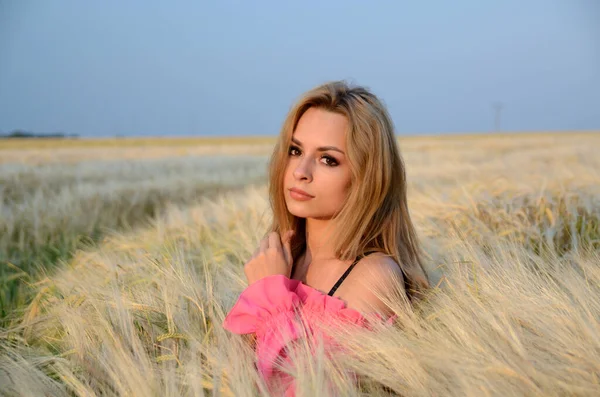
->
xmin=354 ymin=253 xmax=404 ymax=288
xmin=340 ymin=252 xmax=406 ymax=316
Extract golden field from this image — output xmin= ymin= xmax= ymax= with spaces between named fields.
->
xmin=1 ymin=131 xmax=599 ymax=396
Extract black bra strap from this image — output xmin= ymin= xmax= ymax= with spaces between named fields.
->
xmin=327 ymin=251 xmax=375 ymax=297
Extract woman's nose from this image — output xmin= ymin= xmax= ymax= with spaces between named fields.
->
xmin=293 ymin=158 xmax=312 ymax=181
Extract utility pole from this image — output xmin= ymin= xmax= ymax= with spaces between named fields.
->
xmin=492 ymin=102 xmax=504 ymax=132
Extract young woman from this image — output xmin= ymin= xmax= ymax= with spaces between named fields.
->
xmin=223 ymin=81 xmax=430 ymax=395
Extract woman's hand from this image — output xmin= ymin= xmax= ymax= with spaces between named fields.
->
xmin=244 ymin=230 xmax=295 ymax=285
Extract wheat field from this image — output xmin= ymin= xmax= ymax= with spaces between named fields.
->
xmin=1 ymin=131 xmax=599 ymax=396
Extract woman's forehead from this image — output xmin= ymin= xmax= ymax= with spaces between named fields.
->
xmin=293 ymin=108 xmax=347 ymax=149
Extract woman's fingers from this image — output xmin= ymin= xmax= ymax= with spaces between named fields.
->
xmin=268 ymin=232 xmax=281 ymax=252
xmin=259 ymin=235 xmax=269 ymax=253
xmin=245 ymin=231 xmax=296 ymax=282
xmin=283 ymin=230 xmax=294 ymax=266
xmin=251 ymin=246 xmax=260 ymax=260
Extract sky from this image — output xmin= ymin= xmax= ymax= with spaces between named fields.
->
xmin=0 ymin=0 xmax=598 ymax=137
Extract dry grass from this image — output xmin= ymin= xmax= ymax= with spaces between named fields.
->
xmin=0 ymin=136 xmax=277 ymax=165
xmin=0 ymin=155 xmax=270 ymax=318
xmin=0 ymin=136 xmax=277 ymax=150
xmin=2 ymin=131 xmax=593 ymax=165
xmin=1 ymin=131 xmax=599 ymax=396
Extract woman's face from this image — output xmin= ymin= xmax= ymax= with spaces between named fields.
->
xmin=284 ymin=107 xmax=352 ymax=220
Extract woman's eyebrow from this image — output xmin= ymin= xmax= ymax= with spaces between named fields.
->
xmin=291 ymin=137 xmax=345 ymax=155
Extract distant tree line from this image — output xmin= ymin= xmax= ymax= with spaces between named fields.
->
xmin=0 ymin=130 xmax=79 ymax=139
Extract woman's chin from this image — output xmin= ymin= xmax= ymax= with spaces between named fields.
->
xmin=286 ymin=204 xmax=311 ymax=218
xmin=287 ymin=210 xmax=309 ymax=218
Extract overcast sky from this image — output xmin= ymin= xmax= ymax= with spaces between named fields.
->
xmin=0 ymin=0 xmax=598 ymax=137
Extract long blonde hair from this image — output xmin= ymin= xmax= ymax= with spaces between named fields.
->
xmin=267 ymin=80 xmax=430 ymax=301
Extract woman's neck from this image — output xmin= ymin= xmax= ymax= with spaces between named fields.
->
xmin=304 ymin=217 xmax=338 ymax=262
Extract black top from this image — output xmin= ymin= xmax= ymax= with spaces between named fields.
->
xmin=327 ymin=251 xmax=376 ymax=297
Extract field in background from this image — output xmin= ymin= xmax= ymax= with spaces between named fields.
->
xmin=1 ymin=154 xmax=270 ymax=319
xmin=0 ymin=136 xmax=277 ymax=150
xmin=0 ymin=136 xmax=276 ymax=164
xmin=1 ymin=131 xmax=600 ymax=396
xmin=2 ymin=131 xmax=595 ymax=164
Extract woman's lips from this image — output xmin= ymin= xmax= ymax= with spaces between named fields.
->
xmin=289 ymin=188 xmax=314 ymax=200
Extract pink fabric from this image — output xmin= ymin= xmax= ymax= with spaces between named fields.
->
xmin=223 ymin=274 xmax=397 ymax=396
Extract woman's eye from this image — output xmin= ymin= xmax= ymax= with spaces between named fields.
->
xmin=288 ymin=146 xmax=338 ymax=167
xmin=322 ymin=156 xmax=338 ymax=167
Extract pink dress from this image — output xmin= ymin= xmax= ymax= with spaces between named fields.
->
xmin=222 ymin=274 xmax=397 ymax=396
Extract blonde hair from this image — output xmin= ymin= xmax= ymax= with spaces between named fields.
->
xmin=267 ymin=80 xmax=430 ymax=301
